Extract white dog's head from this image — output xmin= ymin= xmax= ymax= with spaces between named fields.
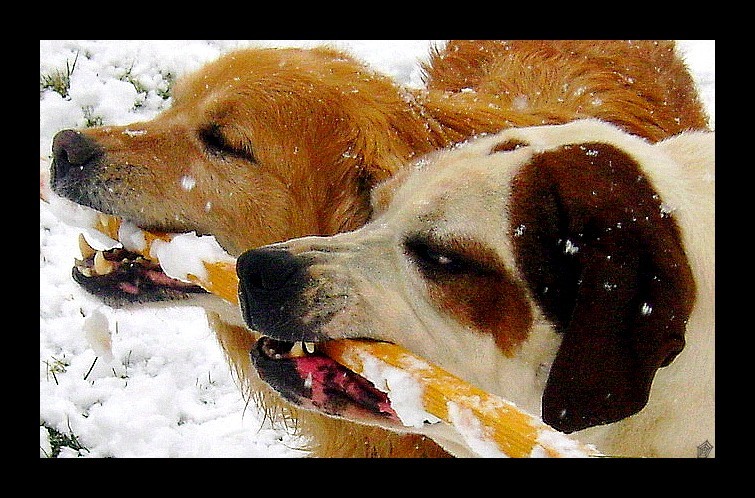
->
xmin=237 ymin=119 xmax=714 ymax=454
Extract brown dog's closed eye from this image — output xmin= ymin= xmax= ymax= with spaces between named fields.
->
xmin=510 ymin=143 xmax=695 ymax=432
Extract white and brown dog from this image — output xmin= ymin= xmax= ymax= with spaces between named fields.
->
xmin=236 ymin=119 xmax=715 ymax=458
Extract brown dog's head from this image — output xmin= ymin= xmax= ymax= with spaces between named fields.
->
xmin=49 ymin=46 xmax=441 ymax=306
xmin=236 ymin=119 xmax=707 ymax=436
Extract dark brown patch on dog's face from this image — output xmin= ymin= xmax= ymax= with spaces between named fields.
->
xmin=509 ymin=142 xmax=695 ymax=433
xmin=404 ymin=234 xmax=533 ymax=355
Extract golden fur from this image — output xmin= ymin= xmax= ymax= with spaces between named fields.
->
xmin=50 ymin=41 xmax=708 ymax=457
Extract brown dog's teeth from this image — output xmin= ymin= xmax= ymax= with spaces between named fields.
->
xmin=75 ymin=258 xmax=93 ymax=277
xmin=93 ymin=251 xmax=115 ymax=275
xmin=97 ymin=213 xmax=121 ymax=239
xmin=304 ymin=342 xmax=316 ymax=354
xmin=78 ymin=234 xmax=96 ymax=260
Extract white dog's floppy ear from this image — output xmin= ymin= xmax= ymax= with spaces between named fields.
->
xmin=508 ymin=141 xmax=696 ymax=433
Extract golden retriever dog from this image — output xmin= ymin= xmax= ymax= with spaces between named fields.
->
xmin=236 ymin=119 xmax=715 ymax=458
xmin=49 ymin=40 xmax=709 ymax=457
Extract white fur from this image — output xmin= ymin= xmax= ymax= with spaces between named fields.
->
xmin=275 ymin=120 xmax=715 ymax=457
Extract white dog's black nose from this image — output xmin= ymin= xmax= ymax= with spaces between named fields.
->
xmin=237 ymin=248 xmax=301 ymax=292
xmin=236 ymin=248 xmax=319 ymax=342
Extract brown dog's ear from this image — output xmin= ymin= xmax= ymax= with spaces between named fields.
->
xmin=509 ymin=142 xmax=696 ymax=433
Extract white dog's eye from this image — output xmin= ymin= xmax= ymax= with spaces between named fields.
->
xmin=434 ymin=254 xmax=454 ymax=265
xmin=404 ymin=236 xmax=486 ymax=278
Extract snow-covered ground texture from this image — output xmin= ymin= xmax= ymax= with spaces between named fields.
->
xmin=40 ymin=40 xmax=714 ymax=458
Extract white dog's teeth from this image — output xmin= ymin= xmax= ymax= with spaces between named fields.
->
xmin=289 ymin=342 xmax=305 ymax=358
xmin=93 ymin=251 xmax=115 ymax=276
xmin=288 ymin=342 xmax=317 ymax=358
xmin=78 ymin=233 xmax=96 ymax=259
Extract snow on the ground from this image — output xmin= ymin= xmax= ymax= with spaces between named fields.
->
xmin=39 ymin=40 xmax=714 ymax=458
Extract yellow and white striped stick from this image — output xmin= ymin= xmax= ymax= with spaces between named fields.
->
xmin=87 ymin=214 xmax=601 ymax=457
xmin=322 ymin=340 xmax=602 ymax=458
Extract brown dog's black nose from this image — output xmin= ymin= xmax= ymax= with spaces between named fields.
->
xmin=236 ymin=248 xmax=318 ymax=342
xmin=51 ymin=129 xmax=104 ymax=187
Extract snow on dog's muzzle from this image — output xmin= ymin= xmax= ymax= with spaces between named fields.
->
xmin=43 ymin=191 xmax=237 ymax=306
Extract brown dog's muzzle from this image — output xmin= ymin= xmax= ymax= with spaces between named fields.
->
xmin=49 ymin=129 xmax=209 ymax=306
xmin=50 ymin=129 xmax=105 ymax=207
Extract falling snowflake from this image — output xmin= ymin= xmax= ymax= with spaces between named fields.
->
xmin=122 ymin=129 xmax=147 ymax=137
xmin=563 ymin=239 xmax=579 ymax=255
xmin=180 ymin=175 xmax=196 ymax=191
